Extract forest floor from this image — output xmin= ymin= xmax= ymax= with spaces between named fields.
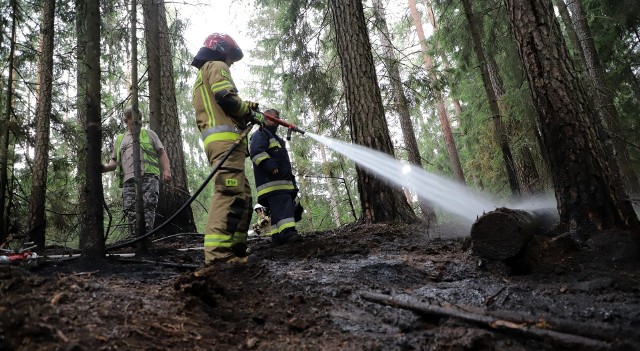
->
xmin=1 ymin=221 xmax=639 ymax=350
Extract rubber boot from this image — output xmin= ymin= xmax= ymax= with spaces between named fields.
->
xmin=282 ymin=230 xmax=302 ymax=244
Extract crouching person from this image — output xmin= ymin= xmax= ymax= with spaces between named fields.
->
xmin=251 ymin=204 xmax=271 ymax=236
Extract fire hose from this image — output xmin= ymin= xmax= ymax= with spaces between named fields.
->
xmin=0 ymin=242 xmax=38 ymax=264
xmin=106 ymin=115 xmax=306 ymax=252
xmin=263 ymin=112 xmax=306 ymax=141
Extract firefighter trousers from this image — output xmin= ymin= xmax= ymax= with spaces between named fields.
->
xmin=265 ymin=192 xmax=297 ymax=240
xmin=203 ymin=140 xmax=252 ymax=263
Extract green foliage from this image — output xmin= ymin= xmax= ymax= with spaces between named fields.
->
xmin=582 ymin=0 xmax=640 ymax=175
xmin=245 ymin=0 xmax=361 ymax=230
xmin=3 ymin=0 xmax=639 ymax=246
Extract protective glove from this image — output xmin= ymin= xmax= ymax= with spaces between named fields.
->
xmin=251 ymin=110 xmax=266 ymax=126
xmin=246 ymin=101 xmax=260 ymax=111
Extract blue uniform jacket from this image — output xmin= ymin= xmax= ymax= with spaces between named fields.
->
xmin=249 ymin=126 xmax=298 ymax=204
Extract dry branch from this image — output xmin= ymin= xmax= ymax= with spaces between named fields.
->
xmin=360 ymin=291 xmax=611 ymax=350
xmin=115 ymin=258 xmax=199 ymax=270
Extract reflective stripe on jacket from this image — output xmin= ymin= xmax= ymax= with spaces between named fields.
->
xmin=192 ymin=60 xmax=251 ymax=149
xmin=249 ymin=126 xmax=297 ymax=202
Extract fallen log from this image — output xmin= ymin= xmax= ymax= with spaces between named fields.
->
xmin=360 ymin=291 xmax=610 ymax=350
xmin=470 ymin=207 xmax=558 ymax=260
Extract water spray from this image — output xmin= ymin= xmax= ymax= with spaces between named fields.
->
xmin=305 ymin=133 xmax=499 ymax=222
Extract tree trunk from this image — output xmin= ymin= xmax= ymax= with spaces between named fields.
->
xmin=505 ymin=0 xmax=639 ymax=232
xmin=424 ymin=0 xmax=464 ymax=121
xmin=76 ymin=0 xmax=105 ymax=257
xmin=311 ymin=107 xmax=341 ymax=228
xmin=516 ymin=146 xmax=542 ymax=195
xmin=0 ymin=7 xmax=3 ymax=51
xmin=321 ymin=149 xmax=342 ymax=228
xmin=0 ymin=0 xmax=17 ymax=243
xmin=462 ymin=0 xmax=520 ymax=197
xmin=143 ymin=0 xmax=196 ymax=235
xmin=486 ymin=56 xmax=504 ymax=98
xmin=567 ymin=0 xmax=640 ymax=198
xmin=340 ymin=163 xmax=359 ymax=222
xmin=143 ymin=0 xmax=162 ymax=132
xmin=622 ymin=63 xmax=640 ymax=103
xmin=130 ymin=0 xmax=148 ymax=255
xmin=329 ymin=0 xmax=417 ymax=223
xmin=374 ymin=0 xmax=436 ymax=224
xmin=487 ymin=55 xmax=542 ymax=194
xmin=27 ymin=0 xmax=55 ymax=249
xmin=408 ymin=0 xmax=466 ymax=185
xmin=554 ymin=0 xmax=586 ymax=72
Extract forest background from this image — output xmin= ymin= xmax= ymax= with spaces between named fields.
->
xmin=0 ymin=0 xmax=638 ymax=253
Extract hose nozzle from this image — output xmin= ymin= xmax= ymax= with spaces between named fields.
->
xmin=263 ymin=113 xmax=306 ymax=140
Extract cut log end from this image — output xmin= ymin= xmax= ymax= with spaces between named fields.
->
xmin=470 ymin=208 xmax=537 ymax=260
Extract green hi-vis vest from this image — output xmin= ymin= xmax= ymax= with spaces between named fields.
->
xmin=115 ymin=129 xmax=160 ymax=187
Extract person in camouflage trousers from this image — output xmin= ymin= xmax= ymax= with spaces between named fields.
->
xmin=121 ymin=176 xmax=160 ymax=235
xmin=102 ymin=105 xmax=172 ymax=243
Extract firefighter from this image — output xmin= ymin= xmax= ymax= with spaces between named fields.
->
xmin=249 ymin=108 xmax=302 ymax=246
xmin=191 ymin=33 xmax=265 ymax=264
xmin=251 ymin=204 xmax=271 ymax=236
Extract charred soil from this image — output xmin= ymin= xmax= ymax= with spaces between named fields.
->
xmin=1 ymin=222 xmax=639 ymax=350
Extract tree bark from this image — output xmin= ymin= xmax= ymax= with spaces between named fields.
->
xmin=329 ymin=0 xmax=417 ymax=223
xmin=505 ymin=0 xmax=639 ymax=232
xmin=487 ymin=54 xmax=543 ymax=194
xmin=516 ymin=146 xmax=542 ymax=195
xmin=130 ymin=0 xmax=148 ymax=255
xmin=27 ymin=0 xmax=56 ymax=249
xmin=340 ymin=164 xmax=359 ymax=222
xmin=311 ymin=106 xmax=342 ymax=228
xmin=374 ymin=0 xmax=436 ymax=224
xmin=143 ymin=0 xmax=196 ymax=236
xmin=0 ymin=0 xmax=17 ymax=243
xmin=408 ymin=0 xmax=466 ymax=185
xmin=461 ymin=0 xmax=520 ymax=197
xmin=321 ymin=150 xmax=342 ymax=228
xmin=554 ymin=0 xmax=586 ymax=72
xmin=622 ymin=63 xmax=640 ymax=103
xmin=76 ymin=0 xmax=105 ymax=257
xmin=567 ymin=0 xmax=640 ymax=198
xmin=471 ymin=207 xmax=558 ymax=260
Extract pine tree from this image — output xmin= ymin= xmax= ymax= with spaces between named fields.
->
xmin=76 ymin=0 xmax=105 ymax=257
xmin=27 ymin=0 xmax=55 ymax=249
xmin=329 ymin=0 xmax=417 ymax=223
xmin=143 ymin=0 xmax=196 ymax=236
xmin=505 ymin=0 xmax=639 ymax=232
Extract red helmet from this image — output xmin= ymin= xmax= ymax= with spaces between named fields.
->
xmin=202 ymin=33 xmax=244 ymax=63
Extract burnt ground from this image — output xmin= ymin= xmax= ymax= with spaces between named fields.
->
xmin=1 ymin=222 xmax=639 ymax=351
